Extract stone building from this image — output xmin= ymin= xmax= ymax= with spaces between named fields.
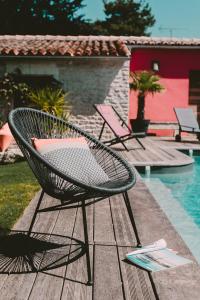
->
xmin=0 ymin=35 xmax=131 ymax=138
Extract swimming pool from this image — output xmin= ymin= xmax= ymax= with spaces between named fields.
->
xmin=142 ymin=155 xmax=200 ymax=263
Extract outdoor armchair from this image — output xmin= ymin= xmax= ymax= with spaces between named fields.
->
xmin=174 ymin=107 xmax=200 ymax=141
xmin=94 ymin=104 xmax=145 ymax=151
xmin=8 ymin=107 xmax=137 ymax=285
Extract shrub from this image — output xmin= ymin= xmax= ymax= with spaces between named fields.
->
xmin=0 ymin=73 xmax=30 ymax=124
xmin=29 ymin=87 xmax=71 ymax=118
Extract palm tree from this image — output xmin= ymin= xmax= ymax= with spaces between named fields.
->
xmin=129 ymin=70 xmax=164 ymax=122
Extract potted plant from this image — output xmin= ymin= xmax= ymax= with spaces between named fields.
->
xmin=129 ymin=70 xmax=164 ymax=134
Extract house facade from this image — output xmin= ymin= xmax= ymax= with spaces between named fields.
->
xmin=129 ymin=37 xmax=200 ymax=136
xmin=1 ymin=35 xmax=200 ymax=136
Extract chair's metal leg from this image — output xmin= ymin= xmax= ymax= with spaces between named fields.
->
xmin=82 ymin=200 xmax=93 ymax=285
xmin=121 ymin=140 xmax=129 ymax=151
xmin=136 ymin=137 xmax=145 ymax=150
xmin=28 ymin=190 xmax=44 ymax=236
xmin=123 ymin=191 xmax=141 ymax=247
xmin=99 ymin=121 xmax=106 ymax=140
xmin=179 ymin=127 xmax=182 ymax=141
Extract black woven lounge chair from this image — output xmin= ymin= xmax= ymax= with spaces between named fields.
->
xmin=174 ymin=107 xmax=200 ymax=141
xmin=8 ymin=107 xmax=138 ymax=285
xmin=94 ymin=104 xmax=145 ymax=151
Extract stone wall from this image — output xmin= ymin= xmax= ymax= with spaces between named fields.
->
xmin=1 ymin=57 xmax=130 ymax=138
xmin=58 ymin=58 xmax=130 ymax=137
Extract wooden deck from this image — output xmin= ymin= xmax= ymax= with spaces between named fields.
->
xmin=1 ymin=137 xmax=200 ymax=299
xmin=113 ymin=136 xmax=200 ymax=167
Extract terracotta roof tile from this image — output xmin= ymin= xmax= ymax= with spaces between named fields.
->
xmin=1 ymin=35 xmax=200 ymax=58
xmin=0 ymin=35 xmax=130 ymax=57
xmin=124 ymin=36 xmax=200 ymax=47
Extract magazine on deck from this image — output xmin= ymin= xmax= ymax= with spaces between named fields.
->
xmin=126 ymin=239 xmax=192 ymax=272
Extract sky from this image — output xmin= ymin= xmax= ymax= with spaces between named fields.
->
xmin=82 ymin=0 xmax=200 ymax=38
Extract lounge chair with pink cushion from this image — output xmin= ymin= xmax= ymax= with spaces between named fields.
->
xmin=94 ymin=104 xmax=145 ymax=151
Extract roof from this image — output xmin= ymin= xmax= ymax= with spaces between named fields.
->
xmin=0 ymin=35 xmax=130 ymax=57
xmin=1 ymin=35 xmax=200 ymax=57
xmin=125 ymin=36 xmax=200 ymax=49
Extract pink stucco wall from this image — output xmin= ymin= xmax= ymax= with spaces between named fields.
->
xmin=129 ymin=49 xmax=200 ymax=135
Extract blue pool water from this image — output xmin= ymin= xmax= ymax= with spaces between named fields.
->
xmin=142 ymin=156 xmax=200 ymax=262
xmin=145 ymin=156 xmax=200 ymax=227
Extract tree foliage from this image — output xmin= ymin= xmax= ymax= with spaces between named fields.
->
xmin=0 ymin=0 xmax=87 ymax=34
xmin=129 ymin=71 xmax=164 ymax=96
xmin=91 ymin=0 xmax=155 ymax=36
xmin=0 ymin=0 xmax=155 ymax=36
xmin=129 ymin=71 xmax=164 ymax=120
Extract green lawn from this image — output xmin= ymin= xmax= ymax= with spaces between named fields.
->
xmin=0 ymin=161 xmax=40 ymax=230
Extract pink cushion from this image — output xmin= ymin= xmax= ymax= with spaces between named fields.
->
xmin=0 ymin=123 xmax=13 ymax=152
xmin=0 ymin=123 xmax=12 ymax=135
xmin=32 ymin=137 xmax=88 ymax=154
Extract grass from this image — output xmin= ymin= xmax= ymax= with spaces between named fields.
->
xmin=0 ymin=161 xmax=40 ymax=230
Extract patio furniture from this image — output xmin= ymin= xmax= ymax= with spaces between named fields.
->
xmin=0 ymin=123 xmax=13 ymax=152
xmin=174 ymin=107 xmax=200 ymax=141
xmin=94 ymin=104 xmax=145 ymax=151
xmin=8 ymin=107 xmax=137 ymax=285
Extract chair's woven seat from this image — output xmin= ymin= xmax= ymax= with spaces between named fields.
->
xmin=43 ymin=147 xmax=110 ymax=186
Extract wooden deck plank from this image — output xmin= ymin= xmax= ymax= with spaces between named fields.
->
xmin=125 ymin=149 xmax=193 ymax=167
xmin=61 ymin=203 xmax=93 ymax=299
xmin=28 ymin=268 xmax=65 ymax=300
xmin=117 ymin=138 xmax=194 ymax=167
xmin=109 ymin=193 xmax=136 ymax=246
xmin=110 ymin=192 xmax=156 ymax=300
xmin=151 ymin=137 xmax=200 ymax=150
xmin=0 ymin=274 xmax=37 ymax=300
xmin=72 ymin=202 xmax=93 ymax=243
xmin=118 ymin=246 xmax=156 ymax=300
xmin=0 ymin=194 xmax=60 ymax=300
xmin=28 ymin=204 xmax=78 ymax=300
xmin=145 ymin=138 xmax=192 ymax=161
xmin=122 ymin=146 xmax=157 ymax=164
xmin=61 ymin=245 xmax=93 ymax=300
xmin=94 ymin=197 xmax=115 ymax=245
xmin=94 ymin=245 xmax=124 ymax=300
xmin=92 ymin=195 xmax=125 ymax=300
